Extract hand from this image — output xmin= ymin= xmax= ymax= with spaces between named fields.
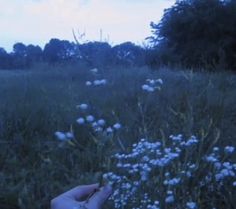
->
xmin=51 ymin=183 xmax=112 ymax=209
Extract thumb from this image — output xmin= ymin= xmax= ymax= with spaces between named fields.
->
xmin=89 ymin=184 xmax=113 ymax=207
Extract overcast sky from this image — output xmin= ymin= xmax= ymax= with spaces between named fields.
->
xmin=0 ymin=0 xmax=175 ymax=51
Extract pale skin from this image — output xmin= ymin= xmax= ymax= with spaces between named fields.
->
xmin=51 ymin=183 xmax=113 ymax=209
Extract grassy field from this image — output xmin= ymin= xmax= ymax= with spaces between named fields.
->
xmin=0 ymin=65 xmax=235 ymax=209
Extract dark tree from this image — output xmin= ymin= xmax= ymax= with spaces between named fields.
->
xmin=12 ymin=43 xmax=28 ymax=68
xmin=112 ymin=42 xmax=145 ymax=66
xmin=13 ymin=43 xmax=27 ymax=57
xmin=0 ymin=47 xmax=12 ymax=69
xmin=150 ymin=0 xmax=236 ymax=70
xmin=79 ymin=42 xmax=112 ymax=67
xmin=26 ymin=45 xmax=43 ymax=64
xmin=43 ymin=39 xmax=76 ymax=63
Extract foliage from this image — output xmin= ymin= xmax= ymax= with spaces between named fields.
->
xmin=79 ymin=42 xmax=112 ymax=67
xmin=111 ymin=42 xmax=145 ymax=66
xmin=0 ymin=40 xmax=146 ymax=69
xmin=0 ymin=48 xmax=12 ymax=69
xmin=0 ymin=65 xmax=235 ymax=209
xmin=150 ymin=0 xmax=236 ymax=70
xmin=43 ymin=39 xmax=76 ymax=63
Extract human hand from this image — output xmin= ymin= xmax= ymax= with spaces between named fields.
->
xmin=51 ymin=183 xmax=112 ymax=209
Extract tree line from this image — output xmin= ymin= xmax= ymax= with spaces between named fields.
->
xmin=1 ymin=0 xmax=236 ymax=71
xmin=0 ymin=40 xmax=145 ymax=69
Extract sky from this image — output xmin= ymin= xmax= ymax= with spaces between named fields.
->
xmin=0 ymin=0 xmax=175 ymax=52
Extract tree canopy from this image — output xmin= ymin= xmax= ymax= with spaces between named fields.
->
xmin=150 ymin=0 xmax=236 ymax=70
xmin=0 ymin=39 xmax=145 ymax=69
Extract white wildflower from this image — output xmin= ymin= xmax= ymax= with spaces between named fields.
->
xmin=66 ymin=132 xmax=74 ymax=139
xmin=206 ymin=155 xmax=218 ymax=163
xmin=142 ymin=84 xmax=150 ymax=91
xmin=90 ymin=68 xmax=98 ymax=73
xmin=55 ymin=131 xmax=67 ymax=141
xmin=113 ymin=123 xmax=122 ymax=130
xmin=147 ymin=86 xmax=155 ymax=92
xmin=213 ymin=147 xmax=219 ymax=152
xmin=186 ymin=202 xmax=197 ymax=209
xmin=93 ymin=80 xmax=101 ymax=85
xmin=106 ymin=127 xmax=113 ymax=133
xmin=156 ymin=79 xmax=163 ymax=85
xmin=92 ymin=122 xmax=98 ymax=128
xmin=78 ymin=103 xmax=88 ymax=110
xmin=85 ymin=81 xmax=92 ymax=86
xmin=86 ymin=115 xmax=95 ymax=122
xmin=76 ymin=117 xmax=85 ymax=124
xmin=97 ymin=119 xmax=106 ymax=126
xmin=165 ymin=195 xmax=174 ymax=203
xmin=224 ymin=146 xmax=235 ymax=154
xmin=94 ymin=127 xmax=103 ymax=132
xmin=100 ymin=79 xmax=107 ymax=85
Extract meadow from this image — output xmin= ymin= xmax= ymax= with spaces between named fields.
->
xmin=0 ymin=64 xmax=235 ymax=209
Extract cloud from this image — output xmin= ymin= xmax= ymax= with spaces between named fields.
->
xmin=0 ymin=0 xmax=174 ymax=51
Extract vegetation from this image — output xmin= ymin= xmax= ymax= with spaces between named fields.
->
xmin=149 ymin=0 xmax=236 ymax=70
xmin=0 ymin=40 xmax=145 ymax=69
xmin=1 ymin=1 xmax=236 ymax=208
xmin=0 ymin=65 xmax=235 ymax=209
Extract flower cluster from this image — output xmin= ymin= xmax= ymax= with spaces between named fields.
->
xmin=54 ymin=131 xmax=74 ymax=141
xmin=204 ymin=146 xmax=236 ymax=184
xmin=142 ymin=78 xmax=163 ymax=93
xmin=54 ymin=67 xmax=123 ymax=145
xmin=103 ymin=135 xmax=235 ymax=209
xmin=74 ymin=103 xmax=122 ymax=135
xmin=85 ymin=79 xmax=107 ymax=86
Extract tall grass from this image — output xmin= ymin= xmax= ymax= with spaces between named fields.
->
xmin=0 ymin=65 xmax=235 ymax=209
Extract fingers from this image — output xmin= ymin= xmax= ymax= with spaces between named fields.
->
xmin=89 ymin=184 xmax=113 ymax=207
xmin=63 ymin=183 xmax=99 ymax=200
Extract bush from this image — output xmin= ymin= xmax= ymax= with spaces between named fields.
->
xmin=150 ymin=0 xmax=236 ymax=71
